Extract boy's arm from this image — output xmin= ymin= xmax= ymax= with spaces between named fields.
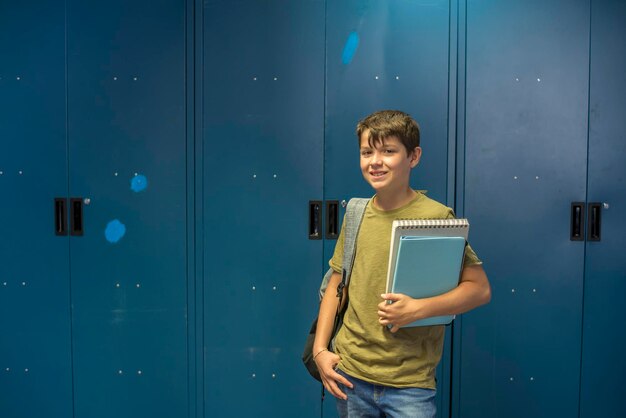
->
xmin=377 ymin=264 xmax=491 ymax=333
xmin=313 ymin=270 xmax=353 ymax=399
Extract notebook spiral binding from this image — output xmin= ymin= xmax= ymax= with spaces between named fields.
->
xmin=395 ymin=219 xmax=470 ymax=229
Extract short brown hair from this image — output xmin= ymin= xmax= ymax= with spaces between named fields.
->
xmin=356 ymin=110 xmax=420 ymax=155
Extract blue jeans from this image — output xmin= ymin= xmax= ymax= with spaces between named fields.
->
xmin=335 ymin=369 xmax=436 ymax=418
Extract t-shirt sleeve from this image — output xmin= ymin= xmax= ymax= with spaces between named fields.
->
xmin=463 ymin=243 xmax=482 ymax=267
xmin=329 ymin=214 xmax=346 ymax=273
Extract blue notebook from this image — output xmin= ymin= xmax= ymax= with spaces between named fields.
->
xmin=385 ymin=219 xmax=470 ymax=327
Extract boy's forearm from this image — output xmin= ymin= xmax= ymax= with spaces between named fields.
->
xmin=413 ymin=264 xmax=491 ymax=319
xmin=313 ymin=271 xmax=344 ymax=354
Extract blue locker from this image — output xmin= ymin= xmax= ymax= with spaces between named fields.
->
xmin=4 ymin=1 xmax=625 ymax=417
xmin=325 ymin=0 xmax=456 ymax=415
xmin=325 ymin=0 xmax=452 ymax=203
xmin=66 ymin=1 xmax=189 ymax=417
xmin=202 ymin=1 xmax=325 ymax=416
xmin=580 ymin=1 xmax=626 ymax=416
xmin=0 ymin=1 xmax=73 ymax=417
xmin=460 ymin=1 xmax=590 ymax=417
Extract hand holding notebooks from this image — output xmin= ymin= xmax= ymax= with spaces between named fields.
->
xmin=385 ymin=219 xmax=470 ymax=327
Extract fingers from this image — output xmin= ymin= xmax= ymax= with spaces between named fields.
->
xmin=334 ymin=369 xmax=353 ymax=389
xmin=378 ymin=293 xmax=404 ymax=312
xmin=324 ymin=380 xmax=347 ymax=400
xmin=378 ymin=305 xmax=399 ymax=329
xmin=323 ymin=375 xmax=347 ymax=400
xmin=377 ymin=298 xmax=395 ymax=316
xmin=315 ymin=352 xmax=353 ymax=400
xmin=380 ymin=293 xmax=402 ymax=302
xmin=377 ymin=301 xmax=395 ymax=323
xmin=378 ymin=304 xmax=395 ymax=328
xmin=321 ymin=368 xmax=352 ymax=400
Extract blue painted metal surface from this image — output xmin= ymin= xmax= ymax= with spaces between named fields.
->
xmin=580 ymin=1 xmax=626 ymax=416
xmin=460 ymin=1 xmax=590 ymax=417
xmin=325 ymin=0 xmax=452 ymax=205
xmin=66 ymin=1 xmax=189 ymax=417
xmin=202 ymin=1 xmax=325 ymax=416
xmin=2 ymin=1 xmax=625 ymax=417
xmin=325 ymin=1 xmax=454 ymax=415
xmin=0 ymin=1 xmax=73 ymax=417
xmin=189 ymin=1 xmax=202 ymax=416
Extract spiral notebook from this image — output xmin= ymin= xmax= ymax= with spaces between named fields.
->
xmin=385 ymin=219 xmax=470 ymax=327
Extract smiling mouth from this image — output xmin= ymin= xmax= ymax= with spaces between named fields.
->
xmin=370 ymin=171 xmax=387 ymax=178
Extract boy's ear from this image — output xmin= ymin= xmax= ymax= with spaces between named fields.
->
xmin=409 ymin=147 xmax=422 ymax=168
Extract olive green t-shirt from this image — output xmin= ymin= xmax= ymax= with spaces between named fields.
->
xmin=330 ymin=191 xmax=481 ymax=389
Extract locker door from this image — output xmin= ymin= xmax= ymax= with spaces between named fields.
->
xmin=202 ymin=1 xmax=325 ymax=416
xmin=580 ymin=1 xmax=626 ymax=416
xmin=325 ymin=1 xmax=455 ymax=415
xmin=0 ymin=2 xmax=73 ymax=417
xmin=460 ymin=1 xmax=590 ymax=417
xmin=326 ymin=0 xmax=453 ymax=203
xmin=66 ymin=1 xmax=189 ymax=417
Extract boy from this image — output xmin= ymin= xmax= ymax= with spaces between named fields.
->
xmin=312 ymin=110 xmax=491 ymax=417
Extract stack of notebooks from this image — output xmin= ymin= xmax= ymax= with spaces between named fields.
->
xmin=385 ymin=219 xmax=470 ymax=327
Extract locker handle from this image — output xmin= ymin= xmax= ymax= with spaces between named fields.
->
xmin=570 ymin=202 xmax=584 ymax=241
xmin=588 ymin=202 xmax=601 ymax=241
xmin=326 ymin=200 xmax=339 ymax=240
xmin=308 ymin=201 xmax=322 ymax=240
xmin=70 ymin=198 xmax=84 ymax=236
xmin=54 ymin=198 xmax=67 ymax=236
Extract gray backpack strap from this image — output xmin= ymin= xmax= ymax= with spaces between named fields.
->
xmin=340 ymin=198 xmax=369 ymax=289
xmin=317 ymin=198 xmax=370 ymax=300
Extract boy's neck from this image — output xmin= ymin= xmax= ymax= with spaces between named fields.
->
xmin=373 ymin=188 xmax=417 ymax=211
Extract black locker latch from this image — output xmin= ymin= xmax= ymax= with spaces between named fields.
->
xmin=587 ymin=202 xmax=602 ymax=241
xmin=54 ymin=198 xmax=68 ymax=236
xmin=570 ymin=202 xmax=585 ymax=241
xmin=326 ymin=200 xmax=339 ymax=240
xmin=308 ymin=201 xmax=322 ymax=240
xmin=70 ymin=198 xmax=84 ymax=236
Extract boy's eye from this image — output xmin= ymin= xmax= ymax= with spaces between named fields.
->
xmin=360 ymin=150 xmax=372 ymax=157
xmin=384 ymin=148 xmax=397 ymax=154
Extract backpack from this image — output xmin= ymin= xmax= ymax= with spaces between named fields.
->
xmin=302 ymin=198 xmax=369 ymax=381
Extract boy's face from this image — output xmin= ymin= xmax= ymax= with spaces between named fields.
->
xmin=359 ymin=131 xmax=421 ymax=194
